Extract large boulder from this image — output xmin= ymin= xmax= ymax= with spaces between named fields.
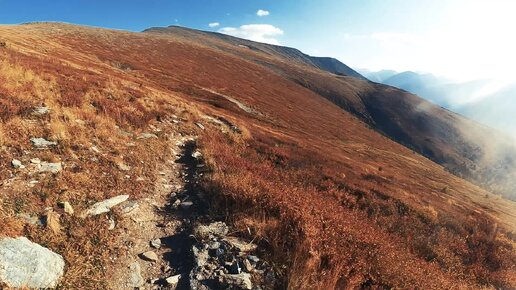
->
xmin=0 ymin=237 xmax=65 ymax=288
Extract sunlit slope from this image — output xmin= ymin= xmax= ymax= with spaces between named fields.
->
xmin=0 ymin=23 xmax=515 ymax=289
xmin=143 ymin=26 xmax=516 ymax=202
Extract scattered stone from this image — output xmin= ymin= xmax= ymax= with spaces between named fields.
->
xmin=224 ymin=236 xmax=258 ymax=253
xmin=108 ymin=219 xmax=116 ymax=230
xmin=180 ymin=201 xmax=193 ymax=210
xmin=195 ymin=122 xmax=205 ymax=130
xmin=150 ymin=238 xmax=161 ymax=249
xmin=90 ymin=146 xmax=101 ymax=153
xmin=171 ymin=199 xmax=181 ymax=209
xmin=38 ymin=162 xmax=62 ymax=173
xmin=208 ymin=241 xmax=221 ymax=250
xmin=137 ymin=133 xmax=158 ymax=139
xmin=30 ymin=158 xmax=41 ymax=164
xmin=128 ymin=261 xmax=144 ymax=288
xmin=194 ymin=222 xmax=229 ymax=240
xmin=11 ymin=159 xmax=24 ymax=169
xmin=32 ymin=106 xmax=50 ymax=115
xmin=81 ymin=195 xmax=130 ymax=218
xmin=120 ymin=201 xmax=139 ymax=214
xmin=117 ymin=162 xmax=131 ymax=171
xmin=247 ymin=255 xmax=260 ymax=264
xmin=165 ymin=274 xmax=181 ymax=286
xmin=220 ymin=273 xmax=252 ymax=290
xmin=0 ymin=237 xmax=65 ymax=288
xmin=30 ymin=137 xmax=57 ymax=149
xmin=58 ymin=201 xmax=74 ymax=215
xmin=191 ymin=150 xmax=202 ymax=159
xmin=16 ymin=213 xmax=42 ymax=225
xmin=139 ymin=251 xmax=158 ymax=262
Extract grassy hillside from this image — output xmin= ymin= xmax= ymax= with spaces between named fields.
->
xmin=0 ymin=23 xmax=515 ymax=289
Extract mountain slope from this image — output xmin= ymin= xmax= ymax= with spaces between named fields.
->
xmin=0 ymin=23 xmax=514 ymax=289
xmin=144 ymin=25 xmax=367 ymax=80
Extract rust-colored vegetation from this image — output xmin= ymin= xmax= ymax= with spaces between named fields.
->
xmin=0 ymin=23 xmax=514 ymax=289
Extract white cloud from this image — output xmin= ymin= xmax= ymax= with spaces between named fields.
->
xmin=256 ymin=9 xmax=270 ymax=17
xmin=208 ymin=22 xmax=220 ymax=28
xmin=218 ymin=24 xmax=283 ymax=45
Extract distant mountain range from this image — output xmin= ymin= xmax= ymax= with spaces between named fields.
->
xmin=359 ymin=69 xmax=516 ymax=136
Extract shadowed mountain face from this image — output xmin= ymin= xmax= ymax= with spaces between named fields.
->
xmin=361 ymin=69 xmax=516 ymax=135
xmin=0 ymin=23 xmax=515 ymax=289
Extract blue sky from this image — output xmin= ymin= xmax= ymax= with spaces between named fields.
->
xmin=1 ymin=0 xmax=516 ymax=83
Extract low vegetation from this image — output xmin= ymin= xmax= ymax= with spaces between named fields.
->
xmin=0 ymin=23 xmax=514 ymax=289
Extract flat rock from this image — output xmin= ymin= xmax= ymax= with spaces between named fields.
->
xmin=30 ymin=137 xmax=57 ymax=149
xmin=194 ymin=222 xmax=229 ymax=240
xmin=32 ymin=106 xmax=50 ymax=115
xmin=16 ymin=213 xmax=42 ymax=226
xmin=117 ymin=162 xmax=131 ymax=171
xmin=127 ymin=261 xmax=144 ymax=288
xmin=0 ymin=237 xmax=65 ymax=288
xmin=38 ymin=162 xmax=62 ymax=173
xmin=81 ymin=195 xmax=129 ymax=218
xmin=11 ymin=159 xmax=23 ymax=169
xmin=180 ymin=201 xmax=193 ymax=210
xmin=224 ymin=236 xmax=258 ymax=253
xmin=221 ymin=273 xmax=252 ymax=290
xmin=120 ymin=201 xmax=139 ymax=214
xmin=165 ymin=274 xmax=181 ymax=286
xmin=150 ymin=238 xmax=161 ymax=249
xmin=139 ymin=251 xmax=158 ymax=262
xmin=191 ymin=150 xmax=202 ymax=159
xmin=137 ymin=133 xmax=158 ymax=139
xmin=30 ymin=158 xmax=41 ymax=164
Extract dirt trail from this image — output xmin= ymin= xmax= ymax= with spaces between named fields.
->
xmin=110 ymin=133 xmax=200 ymax=289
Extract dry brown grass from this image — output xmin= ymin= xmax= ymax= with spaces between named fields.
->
xmin=0 ymin=22 xmax=514 ymax=289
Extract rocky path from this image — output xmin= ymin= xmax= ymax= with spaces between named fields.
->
xmin=109 ymin=121 xmax=276 ymax=290
xmin=110 ymin=133 xmax=198 ymax=289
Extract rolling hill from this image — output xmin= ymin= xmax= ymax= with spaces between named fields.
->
xmin=0 ymin=23 xmax=514 ymax=289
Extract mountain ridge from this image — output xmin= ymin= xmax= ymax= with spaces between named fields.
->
xmin=0 ymin=22 xmax=514 ymax=289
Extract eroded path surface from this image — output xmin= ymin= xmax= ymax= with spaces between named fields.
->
xmin=110 ymin=127 xmax=275 ymax=290
xmin=110 ymin=133 xmax=198 ymax=289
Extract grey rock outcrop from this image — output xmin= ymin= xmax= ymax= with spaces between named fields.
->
xmin=30 ymin=137 xmax=57 ymax=149
xmin=0 ymin=237 xmax=65 ymax=288
xmin=38 ymin=162 xmax=62 ymax=173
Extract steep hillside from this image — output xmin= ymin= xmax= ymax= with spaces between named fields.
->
xmin=144 ymin=25 xmax=367 ymax=80
xmin=0 ymin=23 xmax=515 ymax=289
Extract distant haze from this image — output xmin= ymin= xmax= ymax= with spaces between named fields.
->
xmin=359 ymin=69 xmax=516 ymax=138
